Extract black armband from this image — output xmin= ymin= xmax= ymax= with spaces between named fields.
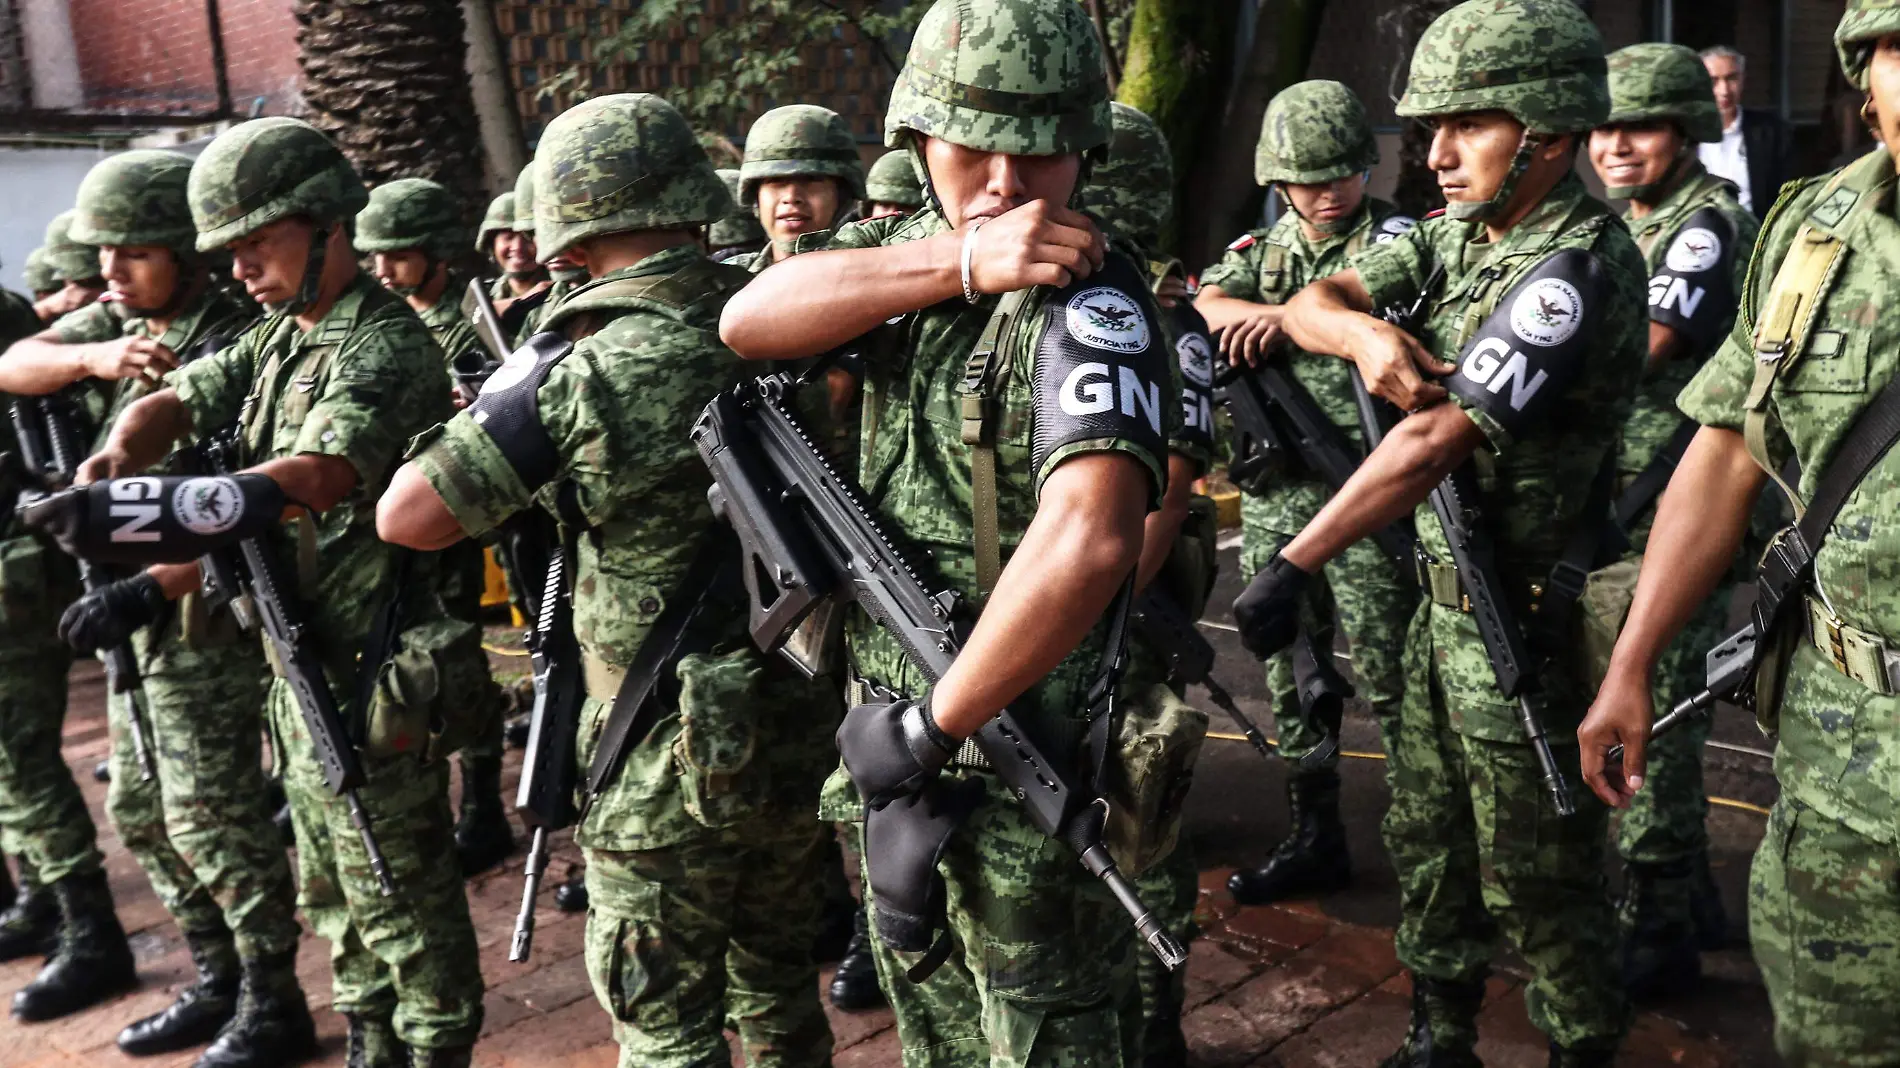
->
xmin=1169 ymin=303 xmax=1216 ymax=460
xmin=1443 ymin=248 xmax=1605 ymax=439
xmin=1646 ymin=206 xmax=1738 ymax=351
xmin=19 ymin=474 xmax=285 ymax=566
xmin=465 ymin=331 xmax=573 ymax=494
xmin=1030 ymin=256 xmax=1171 ymax=490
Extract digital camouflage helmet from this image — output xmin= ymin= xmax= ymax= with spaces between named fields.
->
xmin=188 ymin=117 xmax=368 ymax=314
xmin=355 ymin=177 xmax=467 ymax=262
xmin=476 ymin=191 xmax=518 ymax=254
xmin=69 ymin=150 xmax=198 ymax=254
xmin=708 ymin=168 xmax=767 ymax=253
xmin=42 ymin=211 xmax=100 ymax=283
xmin=511 ymin=164 xmax=537 ymax=233
xmin=884 ymin=0 xmax=1112 ymax=161
xmin=1082 ymin=102 xmax=1173 ymax=253
xmin=1256 ymin=80 xmax=1378 ymax=234
xmin=22 ymin=247 xmax=55 ymax=295
xmin=531 ymin=93 xmax=733 ymax=259
xmin=739 ymin=104 xmax=865 ymax=208
xmin=863 ymin=150 xmax=925 ymax=210
xmin=1836 ymin=0 xmax=1900 ymax=90
xmin=1396 ymin=0 xmax=1609 ymax=221
xmin=1600 ymin=43 xmax=1722 ymax=202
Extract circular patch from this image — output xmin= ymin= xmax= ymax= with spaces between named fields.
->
xmin=481 ymin=347 xmax=539 ymax=396
xmin=1375 ymin=215 xmax=1418 ymax=243
xmin=1065 ymin=287 xmax=1151 ymax=354
xmin=1664 ymin=227 xmax=1723 ymax=274
xmin=172 ymin=477 xmax=245 ymax=536
xmin=1176 ymin=331 xmax=1214 ymax=387
xmin=1509 ymin=278 xmax=1584 ymax=348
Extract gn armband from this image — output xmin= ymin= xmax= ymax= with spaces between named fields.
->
xmin=1030 ymin=256 xmax=1172 ymax=488
xmin=20 ymin=474 xmax=286 ymax=566
xmin=466 ymin=331 xmax=574 ymax=494
xmin=1443 ymin=248 xmax=1605 ymax=440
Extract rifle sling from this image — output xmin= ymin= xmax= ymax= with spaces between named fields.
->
xmin=1612 ymin=419 xmax=1699 ymax=529
xmin=962 ymin=289 xmax=1033 ymax=597
xmin=347 ymin=549 xmax=414 ymax=745
xmin=581 ymin=524 xmax=741 ymax=803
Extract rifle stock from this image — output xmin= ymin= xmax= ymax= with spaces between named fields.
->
xmin=694 ymin=375 xmax=1187 ymax=971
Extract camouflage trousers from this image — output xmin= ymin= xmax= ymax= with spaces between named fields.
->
xmin=273 ymin=680 xmax=483 ymax=1050
xmin=582 ymin=811 xmax=832 ymax=1068
xmin=106 ymin=637 xmax=299 ymax=960
xmin=1243 ymin=499 xmax=1416 ymax=766
xmin=1615 ymin=590 xmax=1728 ymax=867
xmin=0 ymin=645 xmax=99 ymax=884
xmin=1133 ymin=841 xmax=1199 ymax=1066
xmin=1750 ymin=795 xmax=1900 ymax=1067
xmin=1386 ymin=659 xmax=1627 ymax=1050
xmin=860 ymin=770 xmax=1142 ymax=1068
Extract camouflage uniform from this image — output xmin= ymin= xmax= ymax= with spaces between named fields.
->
xmin=1082 ymin=101 xmax=1217 ymax=1068
xmin=1596 ymin=43 xmax=1760 ymax=991
xmin=1345 ymin=2 xmax=1643 ymax=1057
xmin=51 ymin=152 xmax=297 ymax=987
xmin=409 ymin=94 xmax=841 ymax=1068
xmin=731 ymin=104 xmax=866 ymax=273
xmin=818 ymin=5 xmax=1177 ymax=1065
xmin=1670 ymin=5 xmax=1900 ymax=1059
xmin=863 ymin=151 xmax=925 ymax=215
xmin=173 ymin=118 xmax=482 ymax=1055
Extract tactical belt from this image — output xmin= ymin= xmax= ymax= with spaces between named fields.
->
xmin=1804 ymin=594 xmax=1900 ymax=695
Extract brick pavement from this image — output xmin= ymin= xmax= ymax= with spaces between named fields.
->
xmin=4 ymin=658 xmax=1751 ymax=1067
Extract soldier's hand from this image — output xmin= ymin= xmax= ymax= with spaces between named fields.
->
xmin=58 ymin=572 xmax=166 ymax=653
xmin=1215 ymin=306 xmax=1285 ymax=367
xmin=1232 ymin=552 xmax=1311 ymax=659
xmin=1351 ymin=320 xmax=1454 ymax=410
xmin=75 ymin=447 xmax=130 ymax=486
xmin=86 ymin=337 xmax=178 ymax=386
xmin=837 ymin=695 xmax=957 ymax=809
xmin=1155 ymin=274 xmax=1190 ymax=309
xmin=1577 ymin=665 xmax=1654 ymax=808
xmin=965 ymin=201 xmax=1105 ymax=294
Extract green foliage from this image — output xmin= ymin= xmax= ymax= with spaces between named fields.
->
xmin=542 ymin=0 xmax=928 ymax=149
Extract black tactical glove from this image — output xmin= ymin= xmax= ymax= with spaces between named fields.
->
xmin=19 ymin=474 xmax=284 ymax=566
xmin=837 ymin=695 xmax=958 ymax=810
xmin=1291 ymin=631 xmax=1354 ymax=769
xmin=1233 ymin=552 xmax=1311 ymax=659
xmin=862 ymin=778 xmax=983 ymax=963
xmin=58 ymin=572 xmax=166 ymax=653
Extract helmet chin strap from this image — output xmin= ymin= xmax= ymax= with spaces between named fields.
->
xmin=550 ymin=265 xmax=589 ymax=285
xmin=1276 ymin=181 xmax=1363 ymax=236
xmin=265 ymin=221 xmax=335 ymax=317
xmin=387 ymin=255 xmax=440 ymax=299
xmin=1446 ymin=132 xmax=1541 ymax=223
xmin=1605 ymin=142 xmax=1693 ymax=204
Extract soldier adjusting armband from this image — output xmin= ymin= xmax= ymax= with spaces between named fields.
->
xmin=466 ymin=331 xmax=573 ymax=494
xmin=1030 ymin=258 xmax=1171 ymax=493
xmin=1647 ymin=206 xmax=1737 ymax=350
xmin=1443 ymin=248 xmax=1605 ymax=440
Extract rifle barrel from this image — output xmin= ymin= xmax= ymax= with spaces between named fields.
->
xmin=510 ymin=826 xmax=551 ymax=962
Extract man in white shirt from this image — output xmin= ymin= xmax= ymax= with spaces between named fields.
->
xmin=1698 ymin=45 xmax=1794 ymax=213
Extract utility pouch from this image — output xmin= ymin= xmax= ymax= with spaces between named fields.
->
xmin=364 ymin=616 xmax=487 ymax=762
xmin=1103 ymin=681 xmax=1209 ymax=876
xmin=1577 ymin=556 xmax=1643 ymax=690
xmin=1746 ymin=525 xmax=1818 ymax=736
xmin=1160 ymin=494 xmax=1220 ymax=623
xmin=673 ymin=648 xmax=765 ymax=830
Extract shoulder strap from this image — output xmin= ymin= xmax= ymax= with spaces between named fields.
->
xmin=1798 ymin=367 xmax=1900 ymax=554
xmin=962 ymin=288 xmax=1034 ymax=595
xmin=1613 ymin=419 xmax=1701 ymax=529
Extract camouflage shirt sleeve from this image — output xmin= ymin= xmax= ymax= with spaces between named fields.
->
xmin=292 ymin=317 xmax=437 ymax=484
xmin=1351 ymin=216 xmax=1437 ymax=312
xmin=168 ymin=323 xmax=262 ymax=435
xmin=50 ymin=301 xmax=121 ymax=344
xmin=1199 ymin=233 xmax=1268 ymax=300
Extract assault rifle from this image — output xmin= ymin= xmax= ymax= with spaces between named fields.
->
xmin=195 ymin=428 xmax=398 ymax=895
xmin=10 ymin=394 xmax=157 ymax=782
xmin=1130 ymin=588 xmax=1272 ymax=759
xmin=458 ymin=282 xmax=512 ymax=406
xmin=1606 ymin=623 xmax=1755 ymax=762
xmin=693 ymin=373 xmax=1188 ymax=971
xmin=507 ymin=518 xmax=581 ymax=962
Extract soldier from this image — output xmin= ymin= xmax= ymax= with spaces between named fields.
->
xmin=862 ymin=151 xmax=924 ymax=221
xmin=707 ymin=169 xmax=767 ymax=263
xmin=0 ymin=149 xmax=313 ymax=1062
xmin=23 ymin=247 xmax=58 ymax=302
xmin=721 ymin=1 xmax=1178 ymax=1063
xmin=476 ymin=189 xmax=549 ymax=311
xmin=733 ymin=104 xmax=865 ymax=272
xmin=34 ymin=211 xmax=106 ymax=325
xmin=1584 ymin=42 xmax=1757 ymax=1001
xmin=1082 ymin=100 xmax=1220 ymax=1068
xmin=24 ymin=116 xmax=486 ymax=1066
xmin=1240 ymin=2 xmax=1643 ymax=1062
xmin=1579 ymin=3 xmax=1900 ymax=1062
xmin=377 ymin=92 xmax=843 ymax=1068
xmin=352 ymin=178 xmax=517 ymax=877
xmin=513 ymin=164 xmax=587 ymax=341
xmin=1195 ymin=79 xmax=1420 ymax=906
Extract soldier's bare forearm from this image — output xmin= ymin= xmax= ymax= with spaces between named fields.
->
xmin=98 ymin=389 xmax=193 ymax=475
xmin=148 ymin=562 xmax=201 ymax=601
xmin=1136 ymin=454 xmax=1198 ymax=592
xmin=720 ymin=235 xmax=962 ymax=360
xmin=1604 ymin=427 xmax=1764 ymax=681
xmin=1282 ymin=271 xmax=1380 ymax=362
xmin=0 ymin=334 xmax=93 ymax=396
xmin=1282 ymin=402 xmax=1482 ymax=571
xmin=250 ymin=453 xmax=360 ymax=515
xmin=930 ymin=452 xmax=1149 ymax=739
xmin=1193 ymin=288 xmax=1281 ymax=333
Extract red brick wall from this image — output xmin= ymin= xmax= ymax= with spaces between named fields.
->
xmin=65 ymin=0 xmax=299 ymax=116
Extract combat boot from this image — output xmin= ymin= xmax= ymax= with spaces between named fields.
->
xmin=1618 ymin=858 xmax=1699 ymax=1001
xmin=553 ymin=867 xmax=589 ymax=913
xmin=454 ymin=753 xmax=516 ymax=877
xmin=344 ymin=1012 xmax=404 ymax=1068
xmin=11 ymin=868 xmax=138 ymax=1021
xmin=0 ymin=862 xmax=57 ymax=961
xmin=1547 ymin=1040 xmax=1617 ymax=1068
xmin=828 ymin=907 xmax=887 ymax=1011
xmin=408 ymin=1046 xmax=474 ymax=1067
xmin=1378 ymin=973 xmax=1484 ymax=1068
xmin=1227 ymin=769 xmax=1351 ymax=904
xmin=1690 ymin=850 xmax=1728 ymax=950
xmin=117 ymin=927 xmax=240 ymax=1054
xmin=193 ymin=949 xmax=317 ymax=1068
